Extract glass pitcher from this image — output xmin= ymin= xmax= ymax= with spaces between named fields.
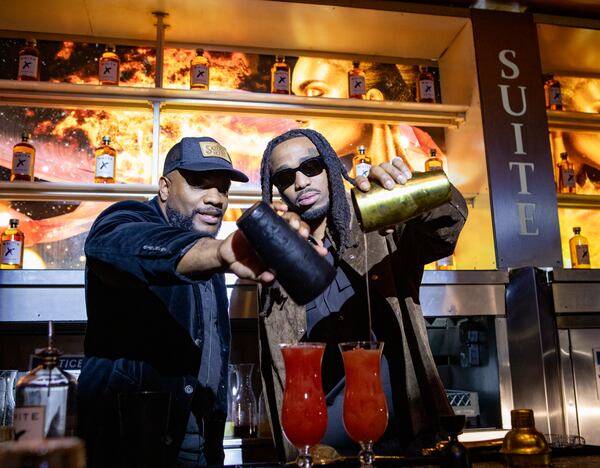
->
xmin=230 ymin=363 xmax=257 ymax=438
xmin=0 ymin=370 xmax=18 ymax=442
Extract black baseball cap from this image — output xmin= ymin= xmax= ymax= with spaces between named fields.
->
xmin=162 ymin=136 xmax=249 ymax=182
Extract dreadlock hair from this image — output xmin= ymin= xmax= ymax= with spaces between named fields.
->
xmin=260 ymin=128 xmax=355 ymax=254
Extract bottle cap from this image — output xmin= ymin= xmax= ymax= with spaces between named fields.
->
xmin=352 ymin=60 xmax=360 ymax=68
xmin=358 ymin=145 xmax=366 ymax=155
xmin=102 ymin=135 xmax=111 ymax=145
xmin=9 ymin=218 xmax=19 ymax=227
xmin=276 ymin=55 xmax=285 ymax=62
xmin=573 ymin=227 xmax=581 ymax=234
xmin=196 ymin=48 xmax=204 ymax=55
xmin=26 ymin=38 xmax=37 ymax=46
xmin=106 ymin=44 xmax=116 ymax=52
xmin=21 ymin=131 xmax=30 ymax=141
xmin=430 ymin=148 xmax=437 ymax=157
xmin=511 ymin=409 xmax=535 ymax=429
xmin=560 ymin=152 xmax=568 ymax=159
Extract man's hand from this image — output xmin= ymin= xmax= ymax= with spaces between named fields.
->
xmin=355 ymin=157 xmax=413 ymax=192
xmin=355 ymin=157 xmax=413 ymax=235
xmin=217 ymin=231 xmax=275 ymax=283
xmin=271 ymin=200 xmax=327 ymax=256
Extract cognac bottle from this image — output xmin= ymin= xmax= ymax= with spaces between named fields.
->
xmin=1 ymin=219 xmax=24 ymax=270
xmin=190 ymin=48 xmax=210 ymax=90
xmin=424 ymin=148 xmax=443 ymax=172
xmin=544 ymin=74 xmax=562 ymax=111
xmin=417 ymin=66 xmax=435 ymax=103
xmin=353 ymin=145 xmax=371 ymax=178
xmin=17 ymin=38 xmax=40 ymax=81
xmin=94 ymin=136 xmax=117 ymax=184
xmin=557 ymin=152 xmax=575 ymax=194
xmin=99 ymin=44 xmax=120 ymax=86
xmin=569 ymin=227 xmax=591 ymax=269
xmin=11 ymin=132 xmax=36 ymax=182
xmin=14 ymin=321 xmax=77 ymax=440
xmin=348 ymin=60 xmax=366 ymax=99
xmin=271 ymin=55 xmax=290 ymax=95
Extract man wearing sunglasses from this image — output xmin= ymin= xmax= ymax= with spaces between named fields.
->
xmin=257 ymin=128 xmax=468 ymax=461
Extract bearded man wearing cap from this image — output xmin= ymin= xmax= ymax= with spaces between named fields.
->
xmin=78 ymin=137 xmax=310 ymax=467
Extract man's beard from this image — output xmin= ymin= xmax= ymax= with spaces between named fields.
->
xmin=166 ymin=204 xmax=221 ymax=237
xmin=299 ymin=202 xmax=330 ymax=222
xmin=283 ymin=193 xmax=330 ymax=222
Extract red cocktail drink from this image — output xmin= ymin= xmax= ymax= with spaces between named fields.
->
xmin=340 ymin=341 xmax=388 ymax=466
xmin=280 ymin=343 xmax=327 ymax=467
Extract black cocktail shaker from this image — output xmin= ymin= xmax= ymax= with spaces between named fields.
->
xmin=236 ymin=201 xmax=335 ymax=305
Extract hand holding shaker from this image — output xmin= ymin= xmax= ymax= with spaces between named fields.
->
xmin=236 ymin=201 xmax=335 ymax=305
xmin=351 ymin=170 xmax=452 ymax=232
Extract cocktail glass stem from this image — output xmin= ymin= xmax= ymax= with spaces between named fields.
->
xmin=297 ymin=445 xmax=312 ymax=468
xmin=359 ymin=441 xmax=375 ymax=467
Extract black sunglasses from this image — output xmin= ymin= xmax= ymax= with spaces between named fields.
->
xmin=271 ymin=157 xmax=326 ymax=190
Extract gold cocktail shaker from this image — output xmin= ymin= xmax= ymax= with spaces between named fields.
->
xmin=350 ymin=170 xmax=452 ymax=232
xmin=500 ymin=409 xmax=551 ymax=467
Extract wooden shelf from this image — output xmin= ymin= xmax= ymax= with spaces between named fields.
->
xmin=547 ymin=110 xmax=600 ymax=132
xmin=0 ymin=181 xmax=262 ymax=207
xmin=0 ymin=80 xmax=468 ymax=128
xmin=0 ymin=181 xmax=479 ymax=210
xmin=557 ymin=193 xmax=600 ymax=210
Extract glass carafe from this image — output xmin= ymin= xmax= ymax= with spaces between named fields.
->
xmin=224 ymin=365 xmax=236 ymax=438
xmin=0 ymin=370 xmax=17 ymax=441
xmin=231 ymin=363 xmax=257 ymax=438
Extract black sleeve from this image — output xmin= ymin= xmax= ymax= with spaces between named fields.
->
xmin=84 ymin=201 xmax=206 ymax=287
xmin=395 ymin=185 xmax=468 ymax=266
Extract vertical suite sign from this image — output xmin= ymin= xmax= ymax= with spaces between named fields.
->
xmin=471 ymin=9 xmax=562 ymax=268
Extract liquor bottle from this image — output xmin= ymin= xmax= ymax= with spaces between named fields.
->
xmin=14 ymin=321 xmax=77 ymax=441
xmin=425 ymin=148 xmax=443 ymax=172
xmin=416 ymin=66 xmax=435 ymax=103
xmin=99 ymin=44 xmax=120 ymax=86
xmin=10 ymin=132 xmax=36 ymax=182
xmin=436 ymin=254 xmax=455 ymax=271
xmin=353 ymin=145 xmax=371 ymax=178
xmin=557 ymin=152 xmax=576 ymax=194
xmin=17 ymin=38 xmax=40 ymax=81
xmin=1 ymin=219 xmax=24 ymax=270
xmin=348 ymin=60 xmax=366 ymax=99
xmin=190 ymin=48 xmax=210 ymax=90
xmin=544 ymin=74 xmax=562 ymax=111
xmin=94 ymin=136 xmax=117 ymax=183
xmin=270 ymin=55 xmax=290 ymax=95
xmin=569 ymin=227 xmax=591 ymax=269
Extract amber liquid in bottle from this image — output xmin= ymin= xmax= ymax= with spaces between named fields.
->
xmin=1 ymin=219 xmax=24 ymax=270
xmin=348 ymin=60 xmax=366 ymax=99
xmin=557 ymin=152 xmax=575 ymax=194
xmin=271 ymin=55 xmax=290 ymax=95
xmin=569 ymin=227 xmax=591 ymax=269
xmin=416 ymin=66 xmax=435 ymax=103
xmin=190 ymin=48 xmax=210 ymax=90
xmin=353 ymin=145 xmax=371 ymax=178
xmin=17 ymin=38 xmax=40 ymax=81
xmin=544 ymin=74 xmax=563 ymax=111
xmin=11 ymin=132 xmax=36 ymax=182
xmin=425 ymin=148 xmax=443 ymax=172
xmin=99 ymin=44 xmax=120 ymax=86
xmin=95 ymin=136 xmax=117 ymax=183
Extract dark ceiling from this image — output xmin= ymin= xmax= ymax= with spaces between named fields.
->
xmin=396 ymin=0 xmax=600 ymax=19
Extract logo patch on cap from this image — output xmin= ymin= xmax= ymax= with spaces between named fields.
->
xmin=200 ymin=141 xmax=231 ymax=163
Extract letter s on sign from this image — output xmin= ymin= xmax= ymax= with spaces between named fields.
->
xmin=499 ymin=50 xmax=520 ymax=80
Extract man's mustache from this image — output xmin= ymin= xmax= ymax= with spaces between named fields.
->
xmin=193 ymin=208 xmax=223 ymax=217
